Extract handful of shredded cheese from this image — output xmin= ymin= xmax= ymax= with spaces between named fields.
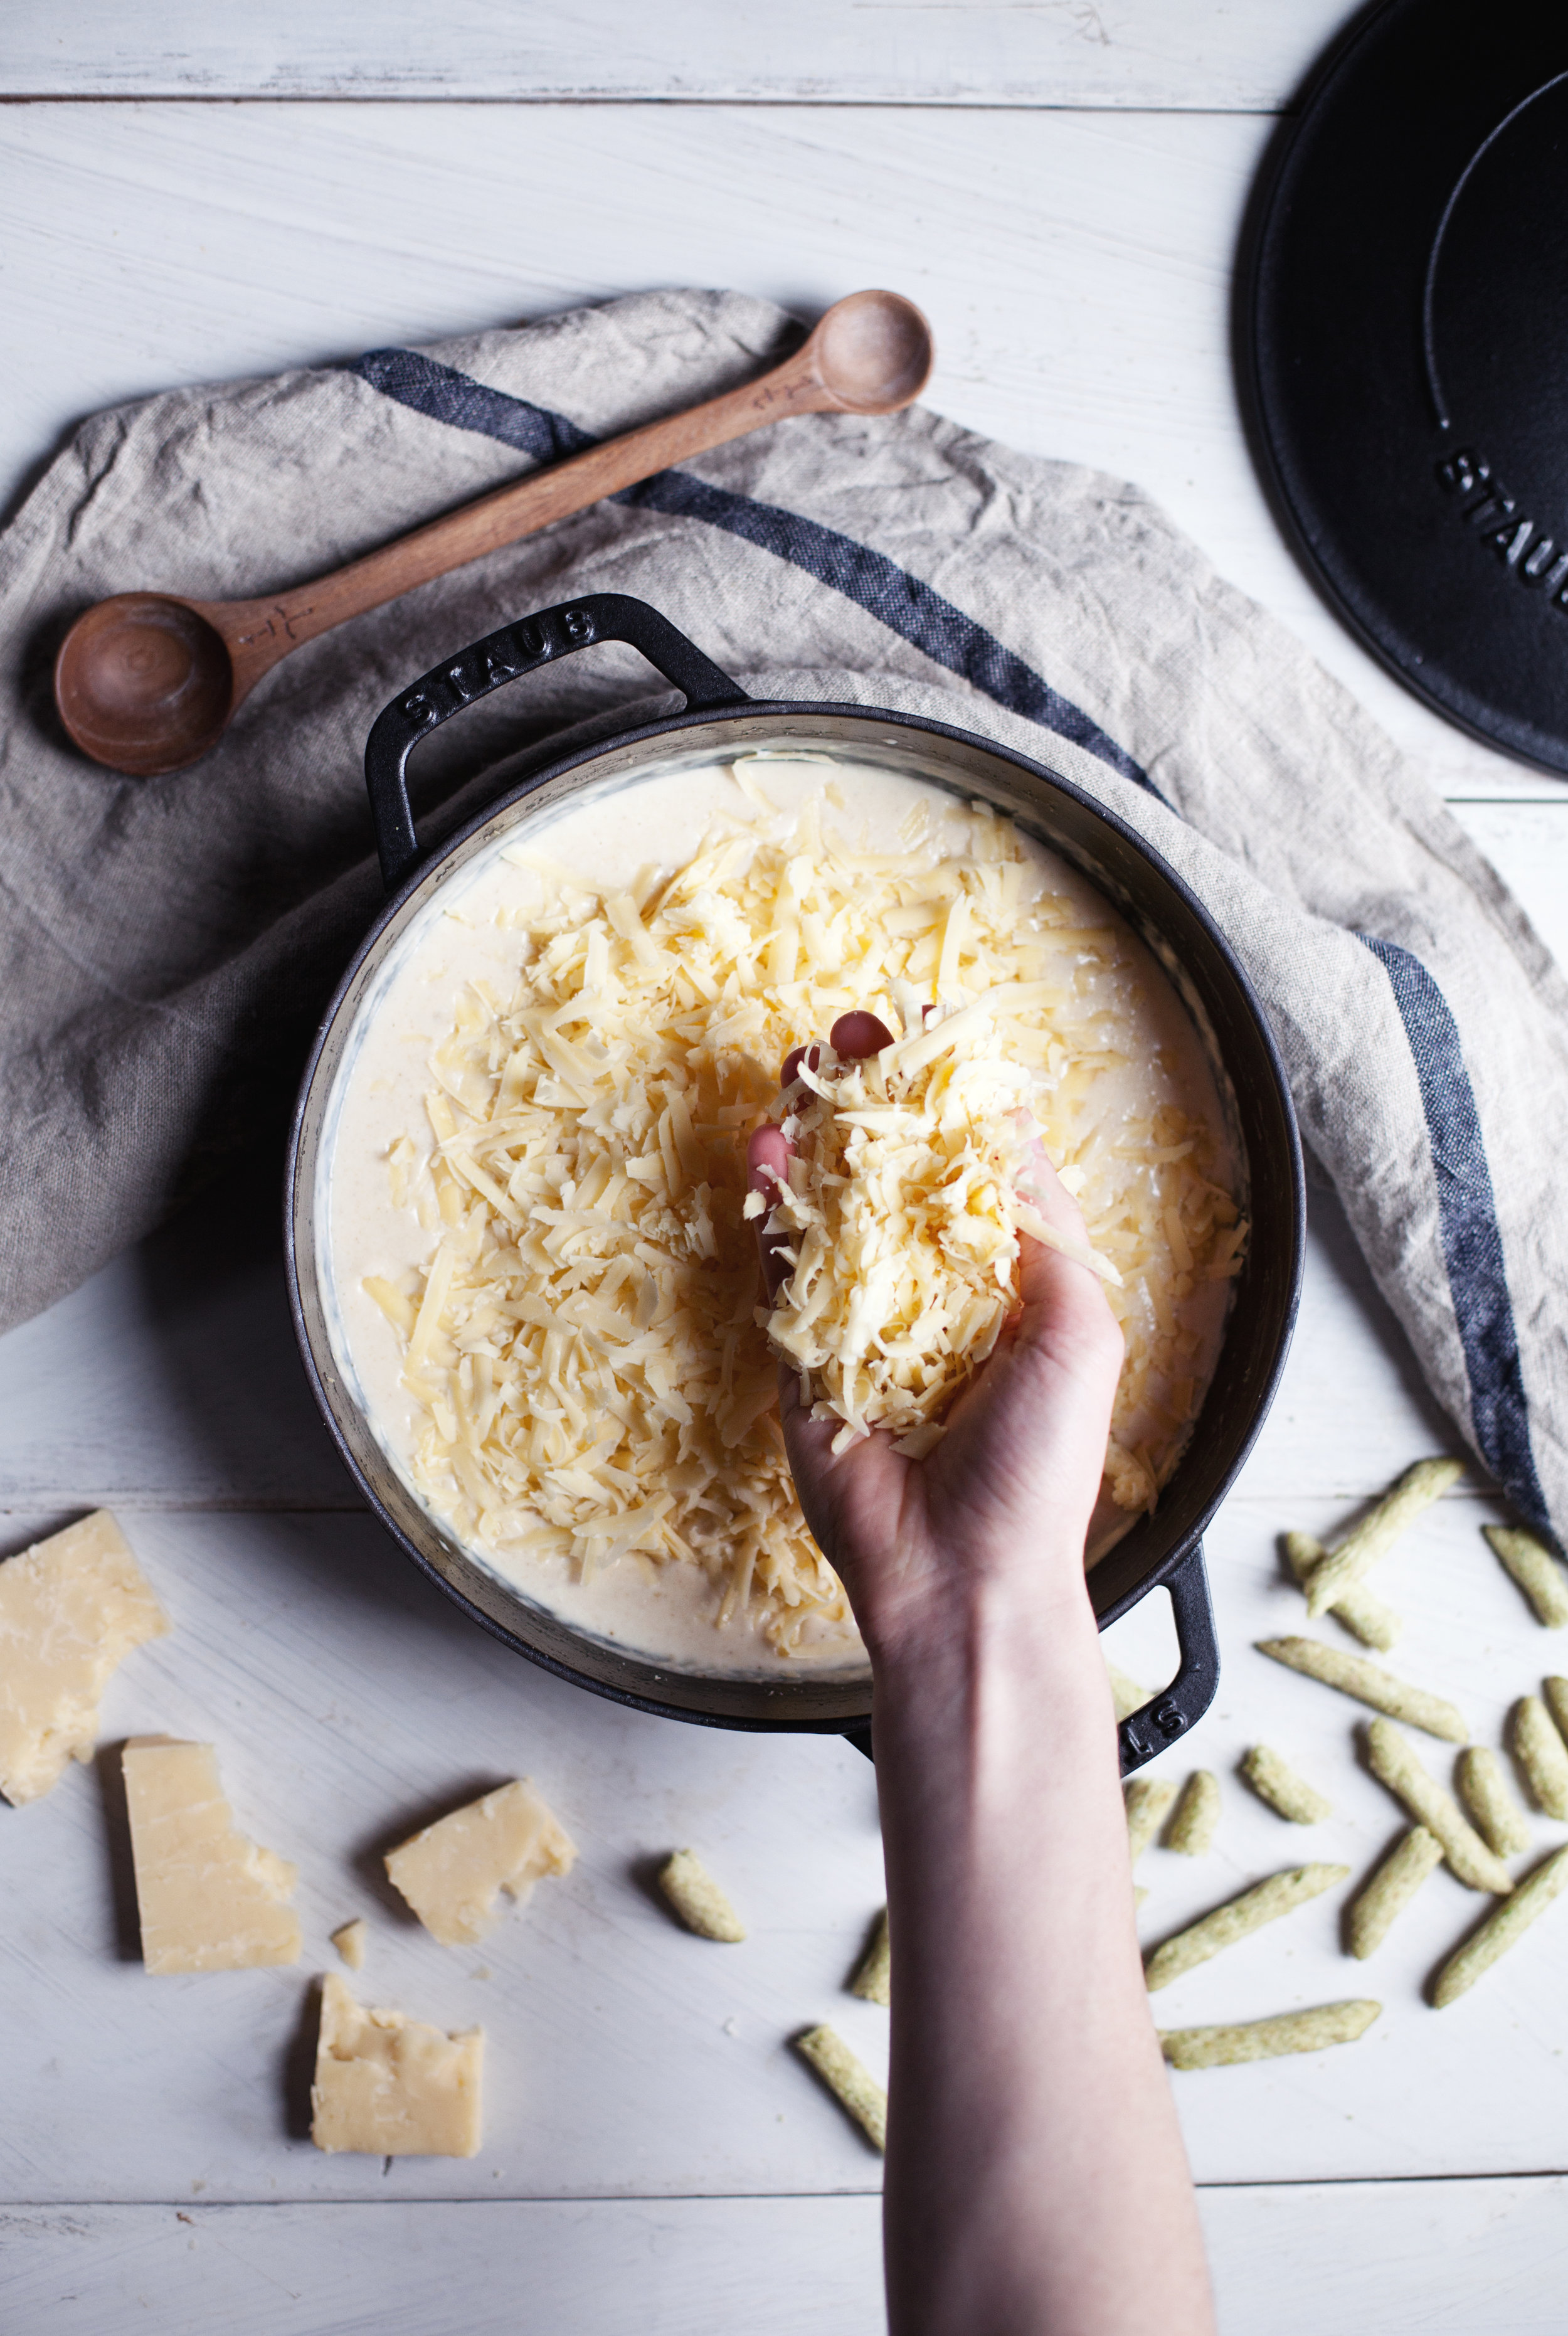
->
xmin=364 ymin=770 xmax=1245 ymax=1651
xmin=751 ymin=997 xmax=1120 ymax=1458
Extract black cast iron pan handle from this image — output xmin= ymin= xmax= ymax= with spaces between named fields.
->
xmin=841 ymin=1541 xmax=1219 ymax=1772
xmin=1112 ymin=1540 xmax=1219 ymax=1775
xmin=364 ymin=592 xmax=751 ymax=893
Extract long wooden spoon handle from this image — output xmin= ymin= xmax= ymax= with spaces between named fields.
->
xmin=221 ymin=351 xmax=832 ymax=674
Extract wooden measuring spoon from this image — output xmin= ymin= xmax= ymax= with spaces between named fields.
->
xmin=53 ymin=289 xmax=934 ymax=778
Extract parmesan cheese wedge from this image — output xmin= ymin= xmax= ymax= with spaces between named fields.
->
xmin=310 ymin=1973 xmax=482 ymax=2158
xmin=122 ymin=1738 xmax=302 ymax=1973
xmin=384 ymin=1780 xmax=576 ymax=1948
xmin=0 ymin=1512 xmax=167 ymax=1805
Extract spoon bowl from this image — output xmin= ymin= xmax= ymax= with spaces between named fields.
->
xmin=55 ymin=593 xmax=235 ymax=778
xmin=52 ymin=290 xmax=936 ymax=780
xmin=808 ymin=288 xmax=934 ymax=413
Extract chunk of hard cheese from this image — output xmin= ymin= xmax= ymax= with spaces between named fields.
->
xmin=0 ymin=1511 xmax=168 ymax=1805
xmin=123 ymin=1738 xmax=302 ymax=1973
xmin=331 ymin=1918 xmax=368 ymax=1972
xmin=384 ymin=1779 xmax=576 ymax=1948
xmin=310 ymin=1973 xmax=482 ymax=2157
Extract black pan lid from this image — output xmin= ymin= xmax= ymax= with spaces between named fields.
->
xmin=1244 ymin=0 xmax=1568 ymax=777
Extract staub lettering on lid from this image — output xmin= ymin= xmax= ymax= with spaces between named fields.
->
xmin=1436 ymin=446 xmax=1568 ymax=602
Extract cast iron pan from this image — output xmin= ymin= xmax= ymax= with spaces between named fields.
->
xmin=1242 ymin=0 xmax=1568 ymax=775
xmin=289 ymin=596 xmax=1305 ymax=1773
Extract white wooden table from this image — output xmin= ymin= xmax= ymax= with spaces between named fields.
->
xmin=3 ymin=8 xmax=1567 ymax=2328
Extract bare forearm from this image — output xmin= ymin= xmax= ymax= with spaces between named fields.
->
xmin=871 ymin=1581 xmax=1214 ymax=2336
xmin=751 ymin=1073 xmax=1202 ymax=2325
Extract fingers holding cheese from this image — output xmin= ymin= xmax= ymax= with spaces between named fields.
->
xmin=746 ymin=1122 xmax=795 ymax=1303
xmin=825 ymin=1012 xmax=894 ymax=1063
xmin=751 ymin=995 xmax=1125 ymax=1459
xmin=749 ymin=1016 xmax=898 ymax=1302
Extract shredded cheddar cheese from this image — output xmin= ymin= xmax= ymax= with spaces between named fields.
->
xmin=369 ymin=771 xmax=1244 ymax=1650
xmin=753 ymin=1001 xmax=1122 ymax=1458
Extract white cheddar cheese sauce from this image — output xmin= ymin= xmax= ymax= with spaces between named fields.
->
xmin=319 ymin=750 xmax=1241 ymax=1678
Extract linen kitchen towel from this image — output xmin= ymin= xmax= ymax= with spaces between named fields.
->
xmin=2 ymin=288 xmax=1563 ymax=1544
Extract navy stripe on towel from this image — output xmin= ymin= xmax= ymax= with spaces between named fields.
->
xmin=353 ymin=348 xmax=1153 ymax=795
xmin=1359 ymin=934 xmax=1550 ymax=1536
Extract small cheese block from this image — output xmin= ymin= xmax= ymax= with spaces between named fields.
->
xmin=331 ymin=1918 xmax=369 ymax=1971
xmin=384 ymin=1779 xmax=575 ymax=1948
xmin=310 ymin=1973 xmax=483 ymax=2157
xmin=123 ymin=1738 xmax=302 ymax=1973
xmin=0 ymin=1511 xmax=168 ymax=1805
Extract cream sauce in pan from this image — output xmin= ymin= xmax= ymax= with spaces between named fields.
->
xmin=317 ymin=751 xmax=1239 ymax=1676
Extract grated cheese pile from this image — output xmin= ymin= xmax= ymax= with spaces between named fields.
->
xmin=748 ymin=996 xmax=1125 ymax=1460
xmin=364 ymin=769 xmax=1245 ymax=1652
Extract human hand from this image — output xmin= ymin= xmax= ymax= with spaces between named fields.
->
xmin=746 ymin=1013 xmax=1124 ymax=1662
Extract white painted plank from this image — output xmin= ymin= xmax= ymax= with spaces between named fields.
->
xmin=6 ymin=2180 xmax=1568 ymax=2336
xmin=1201 ymin=2178 xmax=1568 ymax=2334
xmin=0 ymin=1507 xmax=890 ymax=2204
xmin=0 ymin=2198 xmax=889 ymax=2335
xmin=0 ymin=1147 xmax=359 ymax=1513
xmin=4 ymin=38 xmax=1568 ymax=2244
xmin=1448 ymin=802 xmax=1568 ymax=965
xmin=0 ymin=0 xmax=1340 ymax=109
xmin=1109 ymin=1479 xmax=1568 ymax=2188
xmin=1 ymin=101 xmax=1559 ymax=802
xmin=8 ymin=1472 xmax=1568 ymax=2198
